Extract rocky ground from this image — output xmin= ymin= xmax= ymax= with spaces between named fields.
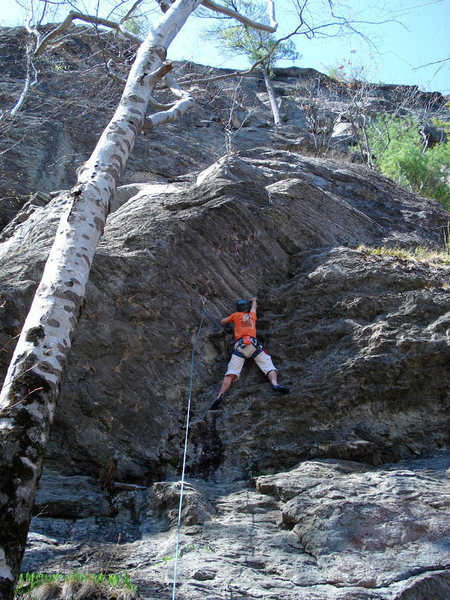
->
xmin=23 ymin=454 xmax=449 ymax=600
xmin=1 ymin=24 xmax=449 ymax=600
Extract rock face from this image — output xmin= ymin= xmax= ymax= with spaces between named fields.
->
xmin=1 ymin=25 xmax=448 ymax=208
xmin=0 ymin=25 xmax=449 ymax=600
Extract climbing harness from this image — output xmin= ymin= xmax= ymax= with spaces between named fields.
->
xmin=171 ymin=298 xmax=206 ymax=600
xmin=232 ymin=336 xmax=264 ymax=360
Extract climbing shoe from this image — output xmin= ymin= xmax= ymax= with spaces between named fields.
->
xmin=272 ymin=384 xmax=289 ymax=394
xmin=210 ymin=395 xmax=225 ymax=410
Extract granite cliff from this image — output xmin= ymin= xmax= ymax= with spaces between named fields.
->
xmin=0 ymin=25 xmax=449 ymax=600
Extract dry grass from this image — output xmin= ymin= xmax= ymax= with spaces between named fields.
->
xmin=16 ymin=572 xmax=139 ymax=600
xmin=357 ymin=244 xmax=450 ymax=267
xmin=21 ymin=579 xmax=138 ymax=600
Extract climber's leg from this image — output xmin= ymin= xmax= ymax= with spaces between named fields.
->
xmin=210 ymin=353 xmax=244 ymax=410
xmin=254 ymin=352 xmax=289 ymax=394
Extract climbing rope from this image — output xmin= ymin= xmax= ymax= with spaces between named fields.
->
xmin=172 ymin=298 xmax=207 ymax=600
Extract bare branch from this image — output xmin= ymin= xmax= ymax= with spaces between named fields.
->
xmin=142 ymin=95 xmax=194 ymax=131
xmin=164 ymin=72 xmax=189 ymax=98
xmin=413 ymin=57 xmax=450 ymax=70
xmin=148 ymin=96 xmax=176 ymax=110
xmin=0 ymin=41 xmax=38 ymax=124
xmin=143 ymin=71 xmax=193 ymax=128
xmin=34 ymin=10 xmax=143 ymax=57
xmin=180 ymin=63 xmax=259 ymax=86
xmin=120 ymin=0 xmax=145 ymax=24
xmin=201 ymin=0 xmax=277 ymax=32
xmin=107 ymin=59 xmax=127 ymax=85
xmin=1 ymin=335 xmax=20 ymax=354
xmin=8 ymin=387 xmax=44 ymax=411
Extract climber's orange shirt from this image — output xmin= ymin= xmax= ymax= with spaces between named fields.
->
xmin=224 ymin=311 xmax=257 ymax=341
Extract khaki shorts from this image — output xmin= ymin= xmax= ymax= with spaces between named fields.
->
xmin=225 ymin=341 xmax=278 ymax=379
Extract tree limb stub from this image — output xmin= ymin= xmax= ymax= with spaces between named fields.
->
xmin=140 ymin=61 xmax=173 ymax=85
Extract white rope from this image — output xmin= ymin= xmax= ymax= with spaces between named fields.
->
xmin=171 ymin=300 xmax=206 ymax=600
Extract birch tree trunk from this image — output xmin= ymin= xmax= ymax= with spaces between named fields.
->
xmin=0 ymin=1 xmax=202 ymax=596
xmin=261 ymin=64 xmax=281 ymax=125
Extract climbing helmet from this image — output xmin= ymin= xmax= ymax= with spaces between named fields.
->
xmin=235 ymin=299 xmax=251 ymax=312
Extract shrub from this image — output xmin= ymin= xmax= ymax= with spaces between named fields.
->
xmin=367 ymin=115 xmax=450 ymax=210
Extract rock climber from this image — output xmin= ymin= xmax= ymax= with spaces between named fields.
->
xmin=210 ymin=297 xmax=289 ymax=410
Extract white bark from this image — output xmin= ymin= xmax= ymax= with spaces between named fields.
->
xmin=261 ymin=65 xmax=281 ymax=125
xmin=0 ymin=1 xmax=279 ymax=596
xmin=0 ymin=42 xmax=38 ymax=124
xmin=0 ymin=1 xmax=202 ymax=597
xmin=143 ymin=94 xmax=194 ymax=130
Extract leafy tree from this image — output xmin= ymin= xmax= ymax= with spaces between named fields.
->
xmin=368 ymin=115 xmax=450 ymax=210
xmin=203 ymin=0 xmax=298 ymax=124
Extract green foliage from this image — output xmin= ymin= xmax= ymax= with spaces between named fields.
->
xmin=324 ymin=64 xmax=344 ymax=82
xmin=432 ymin=102 xmax=450 ymax=137
xmin=367 ymin=115 xmax=450 ymax=210
xmin=15 ymin=570 xmax=138 ymax=597
xmin=202 ymin=0 xmax=298 ymax=73
xmin=122 ymin=17 xmax=147 ymax=36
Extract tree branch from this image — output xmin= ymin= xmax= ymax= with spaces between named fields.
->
xmin=141 ymin=61 xmax=173 ymax=84
xmin=202 ymin=0 xmax=278 ymax=32
xmin=143 ymin=71 xmax=193 ymax=130
xmin=107 ymin=59 xmax=127 ymax=85
xmin=164 ymin=72 xmax=189 ymax=98
xmin=34 ymin=10 xmax=143 ymax=57
xmin=142 ymin=95 xmax=194 ymax=131
xmin=413 ymin=57 xmax=450 ymax=70
xmin=179 ymin=62 xmax=261 ymax=86
xmin=0 ymin=41 xmax=38 ymax=124
xmin=120 ymin=0 xmax=145 ymax=24
xmin=178 ymin=20 xmax=304 ymax=87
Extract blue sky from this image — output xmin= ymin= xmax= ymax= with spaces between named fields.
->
xmin=2 ymin=0 xmax=449 ymax=93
